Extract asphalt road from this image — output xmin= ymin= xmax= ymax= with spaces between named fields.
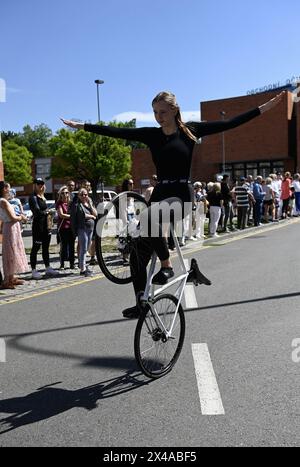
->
xmin=0 ymin=221 xmax=300 ymax=447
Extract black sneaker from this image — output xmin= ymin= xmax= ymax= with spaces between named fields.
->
xmin=89 ymin=257 xmax=97 ymax=265
xmin=187 ymin=258 xmax=211 ymax=286
xmin=122 ymin=305 xmax=140 ymax=319
xmin=152 ymin=267 xmax=174 ymax=285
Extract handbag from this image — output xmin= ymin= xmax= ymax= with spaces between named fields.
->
xmin=47 ymin=212 xmax=54 ymax=231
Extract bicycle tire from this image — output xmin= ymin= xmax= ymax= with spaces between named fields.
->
xmin=134 ymin=294 xmax=185 ymax=379
xmin=95 ymin=191 xmax=148 ymax=284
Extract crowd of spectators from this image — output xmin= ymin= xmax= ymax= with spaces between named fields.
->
xmin=0 ymin=171 xmax=299 ymax=289
xmin=186 ymin=171 xmax=300 ymax=241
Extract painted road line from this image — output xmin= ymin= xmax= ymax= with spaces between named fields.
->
xmin=183 ymin=259 xmax=198 ymax=309
xmin=0 ymin=339 xmax=5 ymax=362
xmin=191 ymin=343 xmax=225 ymax=415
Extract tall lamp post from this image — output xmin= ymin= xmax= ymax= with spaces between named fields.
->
xmin=220 ymin=111 xmax=226 ymax=174
xmin=94 ymin=79 xmax=104 ymax=199
xmin=94 ymin=79 xmax=104 ymax=122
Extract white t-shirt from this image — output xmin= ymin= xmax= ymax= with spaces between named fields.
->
xmin=292 ymin=180 xmax=300 ymax=192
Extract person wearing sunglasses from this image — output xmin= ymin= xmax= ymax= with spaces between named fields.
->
xmin=56 ymin=186 xmax=75 ymax=270
xmin=70 ymin=188 xmax=97 ymax=276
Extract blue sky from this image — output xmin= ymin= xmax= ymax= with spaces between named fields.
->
xmin=1 ymin=0 xmax=300 ymax=133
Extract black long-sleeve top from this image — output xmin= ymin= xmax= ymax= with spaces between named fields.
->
xmin=29 ymin=193 xmax=49 ymax=238
xmin=84 ymin=107 xmax=261 ymax=182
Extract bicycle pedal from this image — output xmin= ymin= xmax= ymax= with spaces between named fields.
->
xmin=187 ymin=258 xmax=211 ymax=286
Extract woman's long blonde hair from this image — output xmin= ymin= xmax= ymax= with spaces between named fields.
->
xmin=57 ymin=185 xmax=70 ymax=203
xmin=152 ymin=91 xmax=197 ymax=142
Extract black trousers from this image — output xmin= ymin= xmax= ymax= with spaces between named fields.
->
xmin=59 ymin=229 xmax=75 ymax=266
xmin=237 ymin=206 xmax=248 ymax=229
xmin=281 ymin=198 xmax=290 ymax=217
xmin=127 ymin=182 xmax=193 ymax=300
xmin=30 ymin=233 xmax=51 ymax=269
xmin=130 ymin=196 xmax=188 ymax=296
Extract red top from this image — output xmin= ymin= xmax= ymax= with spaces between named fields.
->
xmin=281 ymin=178 xmax=291 ymax=200
xmin=56 ymin=201 xmax=71 ymax=230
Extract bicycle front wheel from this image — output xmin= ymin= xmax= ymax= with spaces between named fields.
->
xmin=134 ymin=294 xmax=185 ymax=379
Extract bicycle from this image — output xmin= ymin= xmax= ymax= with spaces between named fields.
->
xmin=95 ymin=191 xmax=211 ymax=379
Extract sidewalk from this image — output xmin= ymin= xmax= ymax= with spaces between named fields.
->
xmin=0 ymin=230 xmax=102 ymax=303
xmin=1 ymin=217 xmax=299 ymax=303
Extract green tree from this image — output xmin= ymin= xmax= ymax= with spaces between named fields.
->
xmin=14 ymin=123 xmax=53 ymax=158
xmin=2 ymin=141 xmax=33 ymax=184
xmin=50 ymin=121 xmax=133 ymax=200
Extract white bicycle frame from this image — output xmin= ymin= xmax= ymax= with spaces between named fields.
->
xmin=140 ymin=224 xmax=189 ymax=338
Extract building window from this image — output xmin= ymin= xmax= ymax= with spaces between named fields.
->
xmin=221 ymin=160 xmax=284 ymax=181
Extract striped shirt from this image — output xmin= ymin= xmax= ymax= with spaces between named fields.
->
xmin=233 ymin=185 xmax=250 ymax=207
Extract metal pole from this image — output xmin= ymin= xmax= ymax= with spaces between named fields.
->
xmin=96 ymin=84 xmax=100 ymax=122
xmin=220 ymin=111 xmax=226 ymax=174
xmin=94 ymin=79 xmax=104 ymax=123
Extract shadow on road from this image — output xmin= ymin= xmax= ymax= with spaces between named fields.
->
xmin=0 ymin=369 xmax=150 ymax=435
xmin=1 ymin=291 xmax=300 ymax=368
xmin=184 ymin=291 xmax=300 ymax=313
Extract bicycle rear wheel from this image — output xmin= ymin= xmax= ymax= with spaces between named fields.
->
xmin=134 ymin=294 xmax=185 ymax=379
xmin=95 ymin=191 xmax=148 ymax=284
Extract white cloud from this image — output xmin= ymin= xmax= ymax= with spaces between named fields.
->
xmin=181 ymin=111 xmax=201 ymax=121
xmin=0 ymin=79 xmax=6 ymax=102
xmin=113 ymin=111 xmax=155 ymax=123
xmin=112 ymin=110 xmax=201 ymax=124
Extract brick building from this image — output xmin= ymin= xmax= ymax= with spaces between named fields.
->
xmin=131 ymin=85 xmax=300 ymax=190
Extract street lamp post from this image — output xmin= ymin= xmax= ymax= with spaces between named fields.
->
xmin=94 ymin=79 xmax=104 ymax=199
xmin=94 ymin=79 xmax=104 ymax=122
xmin=220 ymin=111 xmax=226 ymax=174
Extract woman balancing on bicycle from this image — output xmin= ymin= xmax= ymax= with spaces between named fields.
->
xmin=62 ymin=90 xmax=284 ymax=318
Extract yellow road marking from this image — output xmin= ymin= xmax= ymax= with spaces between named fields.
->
xmin=0 ymin=274 xmax=104 ymax=306
xmin=181 ymin=218 xmax=300 ymax=257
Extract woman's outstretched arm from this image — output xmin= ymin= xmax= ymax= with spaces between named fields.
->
xmin=60 ymin=118 xmax=154 ymax=143
xmin=187 ymin=91 xmax=286 ymax=138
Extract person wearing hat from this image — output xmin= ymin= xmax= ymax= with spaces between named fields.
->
xmin=9 ymin=188 xmax=24 ymax=217
xmin=29 ymin=178 xmax=58 ymax=279
xmin=232 ymin=177 xmax=255 ymax=229
xmin=9 ymin=187 xmax=25 ymax=233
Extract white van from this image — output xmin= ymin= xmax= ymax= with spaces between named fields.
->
xmin=72 ymin=189 xmax=117 ymax=202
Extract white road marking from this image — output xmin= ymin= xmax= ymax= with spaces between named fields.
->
xmin=191 ymin=343 xmax=225 ymax=415
xmin=0 ymin=339 xmax=6 ymax=362
xmin=183 ymin=259 xmax=198 ymax=309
